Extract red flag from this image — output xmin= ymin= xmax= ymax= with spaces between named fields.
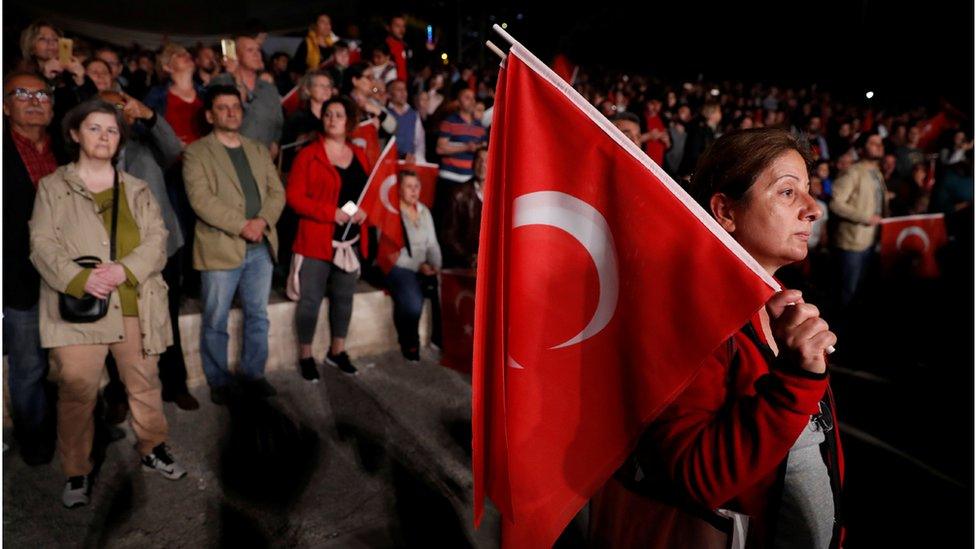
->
xmin=551 ymin=53 xmax=577 ymax=85
xmin=439 ymin=268 xmax=477 ymax=373
xmin=351 ymin=121 xmax=381 ymax=166
xmin=879 ymin=213 xmax=947 ymax=278
xmin=397 ymin=160 xmax=439 ymax=208
xmin=472 ymin=42 xmax=778 ymax=548
xmin=357 ymin=139 xmax=404 ymax=274
xmin=281 ymin=85 xmax=302 ymax=117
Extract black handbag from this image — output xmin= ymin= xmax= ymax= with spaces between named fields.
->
xmin=58 ymin=171 xmax=120 ymax=323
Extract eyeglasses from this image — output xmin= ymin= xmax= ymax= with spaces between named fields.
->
xmin=6 ymin=88 xmax=53 ymax=103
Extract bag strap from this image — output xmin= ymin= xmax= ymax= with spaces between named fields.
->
xmin=110 ymin=170 xmax=120 ymax=261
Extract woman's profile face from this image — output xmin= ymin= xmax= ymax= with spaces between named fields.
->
xmin=722 ymin=150 xmax=821 ymax=273
xmin=71 ymin=112 xmax=121 ymax=161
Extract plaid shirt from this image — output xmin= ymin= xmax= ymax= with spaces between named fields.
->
xmin=10 ymin=129 xmax=58 ymax=187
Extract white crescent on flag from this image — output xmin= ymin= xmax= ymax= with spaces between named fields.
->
xmin=512 ymin=190 xmax=619 ymax=350
xmin=895 ymin=226 xmax=931 ymax=252
xmin=379 ymin=174 xmax=399 ymax=214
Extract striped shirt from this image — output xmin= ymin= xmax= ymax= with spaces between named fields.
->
xmin=438 ymin=113 xmax=487 ymax=182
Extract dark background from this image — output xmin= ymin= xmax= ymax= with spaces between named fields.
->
xmin=5 ymin=0 xmax=973 ymax=111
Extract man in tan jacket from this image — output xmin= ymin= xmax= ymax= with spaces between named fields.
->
xmin=183 ymin=85 xmax=284 ymax=404
xmin=829 ymin=132 xmax=888 ymax=308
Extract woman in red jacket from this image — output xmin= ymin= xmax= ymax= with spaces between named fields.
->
xmin=589 ymin=128 xmax=843 ymax=549
xmin=287 ymin=97 xmax=371 ymax=380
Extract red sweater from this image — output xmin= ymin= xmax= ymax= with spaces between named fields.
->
xmin=590 ymin=313 xmax=844 ymax=548
xmin=287 ymin=139 xmax=373 ymax=261
xmin=386 ymin=35 xmax=408 ymax=83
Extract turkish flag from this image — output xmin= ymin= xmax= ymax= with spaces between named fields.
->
xmin=351 ymin=121 xmax=381 ymax=167
xmin=472 ymin=44 xmax=778 ymax=548
xmin=879 ymin=213 xmax=947 ymax=278
xmin=551 ymin=53 xmax=577 ymax=85
xmin=397 ymin=160 xmax=439 ymax=208
xmin=439 ymin=268 xmax=477 ymax=374
xmin=358 ymin=139 xmax=404 ymax=273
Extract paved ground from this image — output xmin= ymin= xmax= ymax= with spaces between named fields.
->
xmin=4 ymin=250 xmax=972 ymax=548
xmin=3 ymin=350 xmax=502 ymax=548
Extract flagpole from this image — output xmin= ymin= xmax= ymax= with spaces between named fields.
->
xmin=485 ymin=40 xmax=506 ymax=61
xmin=339 ymin=136 xmax=397 ymax=241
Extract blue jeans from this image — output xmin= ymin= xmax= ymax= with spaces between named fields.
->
xmin=836 ymin=247 xmax=873 ymax=308
xmin=3 ymin=305 xmax=49 ymax=438
xmin=200 ymin=245 xmax=274 ymax=387
xmin=386 ymin=266 xmax=441 ymax=349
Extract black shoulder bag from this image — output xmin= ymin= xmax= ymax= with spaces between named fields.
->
xmin=58 ymin=171 xmax=119 ymax=323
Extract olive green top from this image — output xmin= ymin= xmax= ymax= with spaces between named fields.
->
xmin=65 ymin=183 xmax=141 ymax=316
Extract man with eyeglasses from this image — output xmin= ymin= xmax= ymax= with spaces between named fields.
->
xmin=2 ymin=71 xmax=65 ymax=465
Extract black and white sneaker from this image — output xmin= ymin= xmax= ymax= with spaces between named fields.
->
xmin=62 ymin=475 xmax=91 ymax=508
xmin=325 ymin=350 xmax=358 ymax=374
xmin=141 ymin=443 xmax=187 ymax=480
xmin=299 ymin=357 xmax=320 ymax=383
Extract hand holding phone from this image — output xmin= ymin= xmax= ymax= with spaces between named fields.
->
xmin=58 ymin=38 xmax=73 ymax=66
xmin=220 ymin=38 xmax=237 ymax=62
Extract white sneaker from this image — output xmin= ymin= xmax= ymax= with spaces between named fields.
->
xmin=62 ymin=475 xmax=91 ymax=508
xmin=141 ymin=444 xmax=187 ymax=480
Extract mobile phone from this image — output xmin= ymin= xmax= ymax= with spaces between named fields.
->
xmin=426 ymin=25 xmax=434 ymax=45
xmin=220 ymin=38 xmax=237 ymax=61
xmin=58 ymin=37 xmax=73 ymax=65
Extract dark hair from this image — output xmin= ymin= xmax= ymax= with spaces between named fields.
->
xmin=3 ymin=70 xmax=48 ymax=93
xmin=342 ymin=62 xmax=371 ymax=96
xmin=854 ymin=130 xmax=879 ymax=151
xmin=271 ymin=51 xmax=289 ymax=63
xmin=62 ymin=99 xmax=127 ymax=162
xmin=83 ymin=57 xmax=110 ymax=72
xmin=204 ymin=84 xmax=242 ymax=111
xmin=398 ymin=169 xmax=419 ymax=183
xmin=321 ymin=96 xmax=359 ymax=135
xmin=371 ymin=42 xmax=391 ymax=57
xmin=610 ymin=111 xmax=641 ymax=126
xmin=688 ymin=127 xmax=813 ymax=210
xmin=333 ymin=39 xmax=350 ymax=51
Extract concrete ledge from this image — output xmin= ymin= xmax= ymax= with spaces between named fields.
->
xmin=3 ymin=286 xmax=431 ymax=423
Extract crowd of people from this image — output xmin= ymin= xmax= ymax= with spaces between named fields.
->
xmin=2 ymin=10 xmax=971 ymax=524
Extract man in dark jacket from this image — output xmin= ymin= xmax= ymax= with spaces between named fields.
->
xmin=679 ymin=100 xmax=722 ymax=178
xmin=441 ymin=148 xmax=487 ymax=269
xmin=2 ymin=71 xmax=65 ymax=464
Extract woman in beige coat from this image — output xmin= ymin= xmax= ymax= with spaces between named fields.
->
xmin=30 ymin=99 xmax=186 ymax=509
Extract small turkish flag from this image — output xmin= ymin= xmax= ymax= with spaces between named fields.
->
xmin=351 ymin=121 xmax=381 ymax=167
xmin=358 ymin=139 xmax=404 ymax=274
xmin=473 ymin=43 xmax=778 ymax=548
xmin=397 ymin=159 xmax=439 ymax=208
xmin=879 ymin=213 xmax=947 ymax=278
xmin=280 ymin=85 xmax=302 ymax=117
xmin=439 ymin=268 xmax=477 ymax=374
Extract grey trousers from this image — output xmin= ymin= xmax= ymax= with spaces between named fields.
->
xmin=296 ymin=257 xmax=359 ymax=344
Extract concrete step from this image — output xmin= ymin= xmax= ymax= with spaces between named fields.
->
xmin=3 ymin=284 xmax=432 ymax=424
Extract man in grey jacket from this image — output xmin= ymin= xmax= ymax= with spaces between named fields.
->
xmin=100 ymin=90 xmax=199 ymax=411
xmin=210 ymin=35 xmax=283 ymax=158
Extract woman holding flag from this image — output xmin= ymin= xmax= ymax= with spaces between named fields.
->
xmin=286 ymin=97 xmax=371 ymax=379
xmin=590 ymin=128 xmax=843 ymax=549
